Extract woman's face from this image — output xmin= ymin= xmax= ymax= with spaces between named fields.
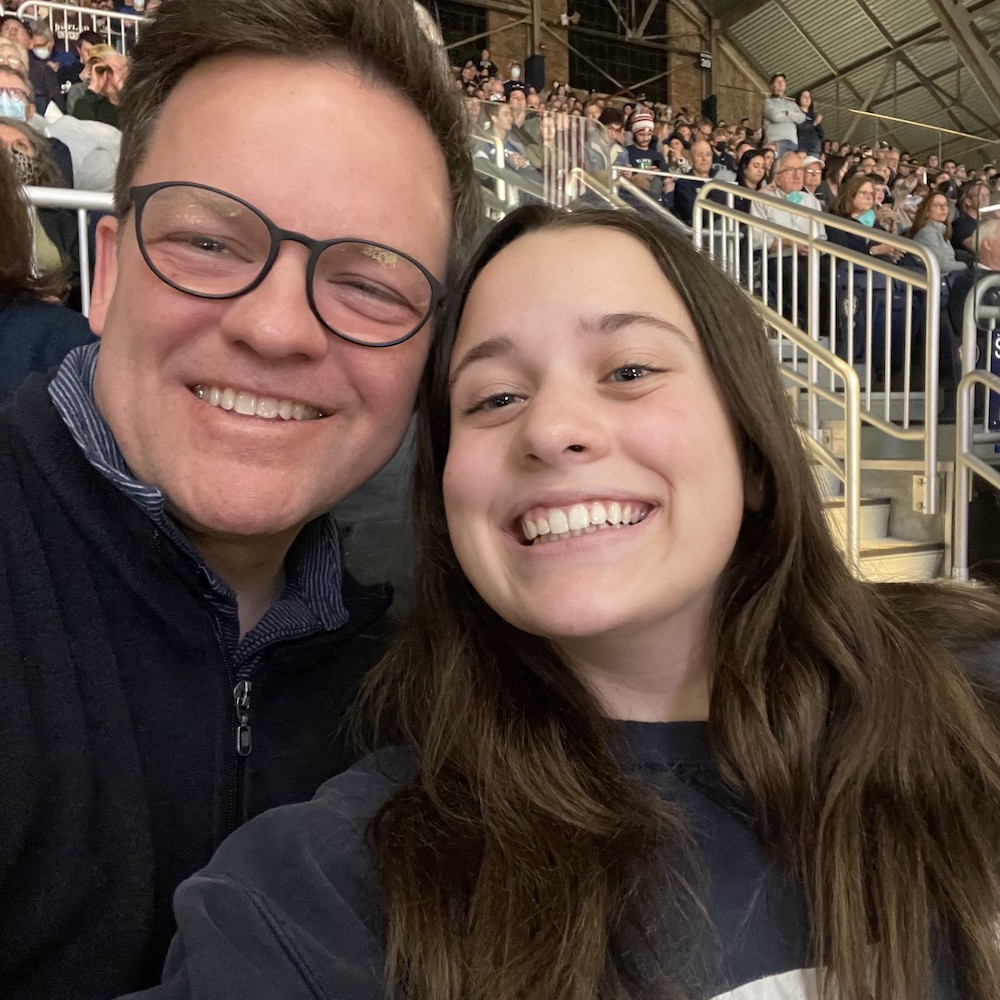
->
xmin=851 ymin=183 xmax=875 ymax=216
xmin=668 ymin=137 xmax=684 ymax=158
xmin=443 ymin=226 xmax=745 ymax=666
xmin=743 ymin=155 xmax=765 ymax=186
xmin=762 ymin=149 xmax=776 ymax=170
xmin=799 ymin=91 xmax=811 ymax=109
xmin=928 ymin=194 xmax=949 ymax=223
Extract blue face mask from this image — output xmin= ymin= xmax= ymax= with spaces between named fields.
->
xmin=0 ymin=92 xmax=27 ymax=121
xmin=785 ymin=190 xmax=803 ymax=205
xmin=857 ymin=208 xmax=876 ymax=227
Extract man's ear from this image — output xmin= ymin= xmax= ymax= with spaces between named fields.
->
xmin=89 ymin=214 xmax=120 ymax=337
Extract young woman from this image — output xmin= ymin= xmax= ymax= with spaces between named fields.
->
xmin=794 ymin=90 xmax=823 ymax=157
xmin=124 ymin=207 xmax=1000 ymax=1000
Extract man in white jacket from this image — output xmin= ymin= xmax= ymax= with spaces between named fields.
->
xmin=762 ymin=74 xmax=804 ymax=158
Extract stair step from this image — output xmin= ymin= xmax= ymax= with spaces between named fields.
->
xmin=822 ymin=497 xmax=890 ymax=543
xmin=857 ymin=540 xmax=943 ymax=582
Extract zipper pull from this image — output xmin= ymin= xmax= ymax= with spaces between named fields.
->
xmin=234 ymin=680 xmax=253 ymax=757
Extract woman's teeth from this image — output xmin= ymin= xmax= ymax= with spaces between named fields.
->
xmin=192 ymin=385 xmax=324 ymax=421
xmin=520 ymin=501 xmax=648 ymax=544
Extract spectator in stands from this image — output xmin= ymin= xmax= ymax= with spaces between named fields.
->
xmin=477 ymin=47 xmax=497 ymax=78
xmin=908 ymin=189 xmax=967 ymax=275
xmin=0 ymin=115 xmax=80 ymax=287
xmin=948 ymin=214 xmax=1000 ymax=367
xmin=28 ymin=21 xmax=64 ymax=75
xmin=826 ymin=174 xmax=903 ymax=263
xmin=0 ymin=63 xmax=76 ymax=185
xmin=762 ymin=73 xmax=804 ymax=158
xmin=750 ymin=150 xmax=825 ymax=327
xmin=503 ymin=62 xmax=526 ymax=100
xmin=625 ymin=107 xmax=665 ymax=194
xmin=801 ymin=154 xmax=824 ymax=203
xmin=478 ymin=100 xmax=535 ymax=178
xmin=0 ymin=0 xmax=481 ymax=996
xmin=125 ymin=202 xmax=1000 ymax=1000
xmin=0 ymin=145 xmax=93 ymax=402
xmin=597 ymin=106 xmax=628 ymax=171
xmin=665 ymin=135 xmax=691 ymax=173
xmin=794 ymin=90 xmax=823 ymax=156
xmin=815 ymin=151 xmax=849 ymax=208
xmin=0 ymin=15 xmax=62 ymax=113
xmin=951 ymin=180 xmax=991 ymax=256
xmin=58 ymin=29 xmax=102 ymax=109
xmin=74 ymin=44 xmax=128 ymax=127
xmin=735 ymin=147 xmax=766 ymax=211
xmin=671 ymin=137 xmax=713 ymax=226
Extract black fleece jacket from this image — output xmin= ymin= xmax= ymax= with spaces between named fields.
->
xmin=0 ymin=376 xmax=393 ymax=999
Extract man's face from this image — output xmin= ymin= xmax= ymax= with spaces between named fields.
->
xmin=526 ymin=92 xmax=540 ymax=110
xmin=0 ymin=19 xmax=30 ymax=48
xmin=771 ymin=75 xmax=786 ymax=97
xmin=775 ymin=154 xmax=804 ymax=194
xmin=632 ymin=126 xmax=652 ymax=149
xmin=0 ymin=68 xmax=32 ymax=116
xmin=943 ymin=160 xmax=956 ymax=173
xmin=88 ymin=54 xmax=451 ymax=542
xmin=508 ymin=89 xmax=526 ymax=117
xmin=79 ymin=39 xmax=94 ymax=62
xmin=691 ymin=140 xmax=713 ymax=177
xmin=584 ymin=103 xmax=600 ymax=121
xmin=927 ymin=154 xmax=939 ymax=169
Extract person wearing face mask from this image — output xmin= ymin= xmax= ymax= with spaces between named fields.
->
xmin=0 ymin=66 xmax=76 ymax=186
xmin=0 ymin=15 xmax=64 ymax=113
xmin=826 ymin=173 xmax=903 ymax=262
xmin=0 ymin=145 xmax=94 ymax=403
xmin=0 ymin=115 xmax=81 ymax=297
xmin=503 ymin=61 xmax=526 ymax=100
xmin=749 ymin=150 xmax=827 ymax=329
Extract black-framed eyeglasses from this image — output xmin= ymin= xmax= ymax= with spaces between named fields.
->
xmin=129 ymin=182 xmax=445 ymax=348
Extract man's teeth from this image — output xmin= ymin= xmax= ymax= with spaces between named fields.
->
xmin=520 ymin=501 xmax=647 ymax=544
xmin=192 ymin=385 xmax=324 ymax=421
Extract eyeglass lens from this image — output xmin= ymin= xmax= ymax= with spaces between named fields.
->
xmin=138 ymin=184 xmax=434 ymax=345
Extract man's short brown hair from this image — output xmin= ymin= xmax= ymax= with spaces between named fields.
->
xmin=115 ymin=0 xmax=480 ymax=282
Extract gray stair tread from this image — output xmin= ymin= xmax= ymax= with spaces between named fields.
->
xmin=860 ymin=538 xmax=943 ymax=556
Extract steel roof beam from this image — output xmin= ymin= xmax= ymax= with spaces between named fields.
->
xmin=923 ymin=0 xmax=1000 ymax=119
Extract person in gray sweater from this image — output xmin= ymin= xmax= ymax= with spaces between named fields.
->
xmin=762 ymin=73 xmax=804 ymax=158
xmin=909 ymin=190 xmax=967 ymax=274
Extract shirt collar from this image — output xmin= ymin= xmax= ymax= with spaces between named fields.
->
xmin=48 ymin=343 xmax=348 ymax=635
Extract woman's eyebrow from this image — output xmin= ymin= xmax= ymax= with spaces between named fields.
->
xmin=448 ymin=334 xmax=515 ymax=388
xmin=582 ymin=311 xmax=697 ymax=346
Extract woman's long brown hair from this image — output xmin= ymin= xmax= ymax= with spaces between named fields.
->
xmin=360 ymin=206 xmax=1000 ymax=1000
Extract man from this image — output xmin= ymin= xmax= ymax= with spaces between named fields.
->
xmin=750 ymin=151 xmax=826 ymax=327
xmin=507 ymin=86 xmax=538 ymax=147
xmin=671 ymin=137 xmax=714 ymax=226
xmin=0 ymin=14 xmax=62 ymax=111
xmin=0 ymin=0 xmax=480 ymax=997
xmin=0 ymin=64 xmax=74 ymax=184
xmin=762 ymin=73 xmax=804 ymax=158
xmin=625 ymin=107 xmax=665 ymax=193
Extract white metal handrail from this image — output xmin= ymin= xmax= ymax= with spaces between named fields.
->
xmin=692 ymin=180 xmax=943 ymax=515
xmin=953 ymin=369 xmax=1000 ymax=582
xmin=17 ymin=1 xmax=143 ymax=55
xmin=764 ymin=304 xmax=863 ymax=571
xmin=26 ymin=185 xmax=114 ymax=317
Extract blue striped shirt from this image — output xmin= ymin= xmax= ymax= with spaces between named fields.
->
xmin=48 ymin=343 xmax=349 ymax=672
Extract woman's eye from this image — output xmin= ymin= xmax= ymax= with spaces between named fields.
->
xmin=608 ymin=365 xmax=658 ymax=383
xmin=466 ymin=392 xmax=521 ymax=414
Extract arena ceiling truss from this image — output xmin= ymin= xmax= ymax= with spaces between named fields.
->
xmin=440 ymin=0 xmax=1000 ymax=161
xmin=706 ymin=0 xmax=1000 ymax=162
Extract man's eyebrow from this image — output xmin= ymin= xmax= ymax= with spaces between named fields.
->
xmin=448 ymin=334 xmax=515 ymax=388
